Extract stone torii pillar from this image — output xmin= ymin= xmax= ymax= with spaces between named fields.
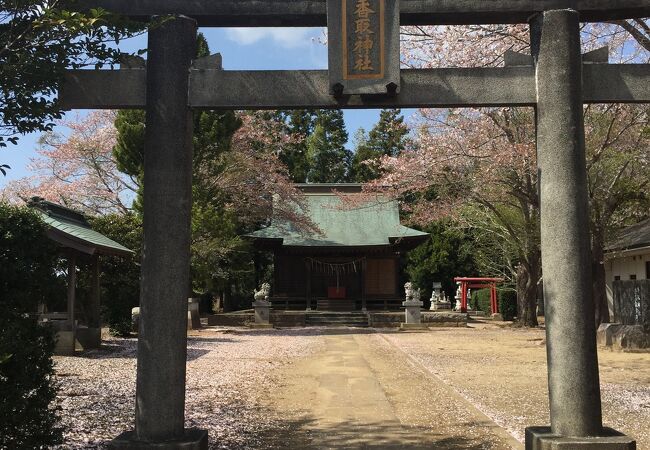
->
xmin=110 ymin=15 xmax=208 ymax=449
xmin=526 ymin=9 xmax=634 ymax=449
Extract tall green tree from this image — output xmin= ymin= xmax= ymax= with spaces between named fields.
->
xmin=405 ymin=219 xmax=477 ymax=303
xmin=352 ymin=109 xmax=409 ymax=182
xmin=306 ymin=109 xmax=351 ymax=182
xmin=0 ymin=1 xmax=143 ymax=168
xmin=113 ymin=33 xmax=242 ymax=212
xmin=276 ymin=109 xmax=317 ymax=182
xmin=112 ymin=33 xmax=253 ymax=305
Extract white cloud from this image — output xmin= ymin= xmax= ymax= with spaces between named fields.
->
xmin=225 ymin=28 xmax=318 ymax=48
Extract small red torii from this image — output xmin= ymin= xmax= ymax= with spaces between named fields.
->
xmin=453 ymin=277 xmax=504 ymax=314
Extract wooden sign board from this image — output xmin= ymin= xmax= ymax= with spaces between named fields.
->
xmin=327 ymin=0 xmax=400 ymax=95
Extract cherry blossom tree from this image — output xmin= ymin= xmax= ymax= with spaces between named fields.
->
xmin=1 ymin=110 xmax=135 ymax=214
xmin=195 ymin=110 xmax=310 ymax=228
xmin=368 ymin=22 xmax=649 ymax=326
xmin=1 ymin=109 xmax=307 ymax=224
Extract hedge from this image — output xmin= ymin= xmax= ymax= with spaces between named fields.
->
xmin=471 ymin=288 xmax=517 ymax=321
xmin=0 ymin=203 xmax=63 ymax=447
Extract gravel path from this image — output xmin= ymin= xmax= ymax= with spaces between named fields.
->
xmin=54 ymin=328 xmax=326 ymax=449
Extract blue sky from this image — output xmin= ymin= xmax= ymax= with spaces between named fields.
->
xmin=0 ymin=27 xmax=415 ymax=188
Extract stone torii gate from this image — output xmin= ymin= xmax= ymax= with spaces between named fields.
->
xmin=60 ymin=1 xmax=650 ymax=449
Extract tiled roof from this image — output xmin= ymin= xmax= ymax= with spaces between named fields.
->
xmin=28 ymin=198 xmax=133 ymax=257
xmin=606 ymin=218 xmax=650 ymax=252
xmin=248 ymin=184 xmax=428 ymax=247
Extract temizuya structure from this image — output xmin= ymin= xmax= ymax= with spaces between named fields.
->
xmin=249 ymin=184 xmax=428 ymax=312
xmin=61 ymin=1 xmax=650 ymax=449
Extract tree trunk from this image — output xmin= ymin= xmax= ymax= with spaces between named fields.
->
xmin=222 ymin=285 xmax=233 ymax=313
xmin=591 ymin=230 xmax=610 ymax=325
xmin=516 ymin=251 xmax=541 ymax=327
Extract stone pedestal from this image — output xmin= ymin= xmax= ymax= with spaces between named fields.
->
xmin=525 ymin=427 xmax=635 ymax=450
xmin=430 ymin=301 xmax=452 ymax=311
xmin=252 ymin=300 xmax=273 ymax=329
xmin=53 ymin=330 xmax=76 ymax=356
xmin=110 ymin=429 xmax=208 ymax=450
xmin=597 ymin=323 xmax=649 ymax=350
xmin=401 ymin=300 xmax=426 ymax=330
xmin=76 ymin=327 xmax=101 ymax=350
xmin=187 ymin=298 xmax=201 ymax=330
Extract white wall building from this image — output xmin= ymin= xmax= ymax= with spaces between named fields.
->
xmin=604 ymin=218 xmax=650 ymax=317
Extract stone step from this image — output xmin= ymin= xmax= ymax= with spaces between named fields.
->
xmin=308 ymin=313 xmax=367 ymax=317
xmin=306 ymin=312 xmax=370 ymax=327
xmin=307 ymin=316 xmax=368 ymax=321
xmin=308 ymin=319 xmax=368 ymax=322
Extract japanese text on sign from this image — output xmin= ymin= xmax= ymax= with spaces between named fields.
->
xmin=343 ymin=0 xmax=384 ymax=79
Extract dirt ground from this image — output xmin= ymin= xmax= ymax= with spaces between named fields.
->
xmin=262 ymin=329 xmax=521 ymax=449
xmin=378 ymin=323 xmax=650 ymax=448
xmin=53 ymin=324 xmax=650 ymax=449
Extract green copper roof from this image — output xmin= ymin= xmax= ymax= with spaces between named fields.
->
xmin=28 ymin=198 xmax=133 ymax=257
xmin=248 ymin=185 xmax=428 ymax=247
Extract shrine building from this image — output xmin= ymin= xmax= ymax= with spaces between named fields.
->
xmin=248 ymin=184 xmax=428 ymax=311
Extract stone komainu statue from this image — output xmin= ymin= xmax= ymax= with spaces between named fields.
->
xmin=253 ymin=283 xmax=271 ymax=301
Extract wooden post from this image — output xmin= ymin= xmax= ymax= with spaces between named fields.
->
xmin=67 ymin=253 xmax=77 ymax=354
xmin=361 ymin=258 xmax=367 ymax=311
xmin=461 ymin=282 xmax=468 ymax=312
xmin=305 ymin=259 xmax=312 ymax=311
xmin=491 ymin=285 xmax=499 ymax=314
xmin=90 ymin=255 xmax=101 ymax=329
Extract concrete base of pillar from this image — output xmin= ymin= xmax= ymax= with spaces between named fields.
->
xmin=491 ymin=313 xmax=504 ymax=321
xmin=525 ymin=426 xmax=636 ymax=450
xmin=109 ymin=429 xmax=208 ymax=449
xmin=399 ymin=323 xmax=428 ymax=331
xmin=249 ymin=323 xmax=274 ymax=329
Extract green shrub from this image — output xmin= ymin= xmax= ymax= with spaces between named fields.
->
xmin=472 ymin=288 xmax=492 ymax=313
xmin=471 ymin=288 xmax=517 ymax=321
xmin=89 ymin=213 xmax=142 ymax=336
xmin=0 ymin=313 xmax=62 ymax=448
xmin=498 ymin=290 xmax=517 ymax=321
xmin=0 ymin=203 xmax=63 ymax=447
xmin=405 ymin=220 xmax=477 ymax=307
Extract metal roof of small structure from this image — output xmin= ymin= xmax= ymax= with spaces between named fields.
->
xmin=28 ymin=198 xmax=133 ymax=257
xmin=248 ymin=184 xmax=428 ymax=248
xmin=606 ymin=218 xmax=650 ymax=252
